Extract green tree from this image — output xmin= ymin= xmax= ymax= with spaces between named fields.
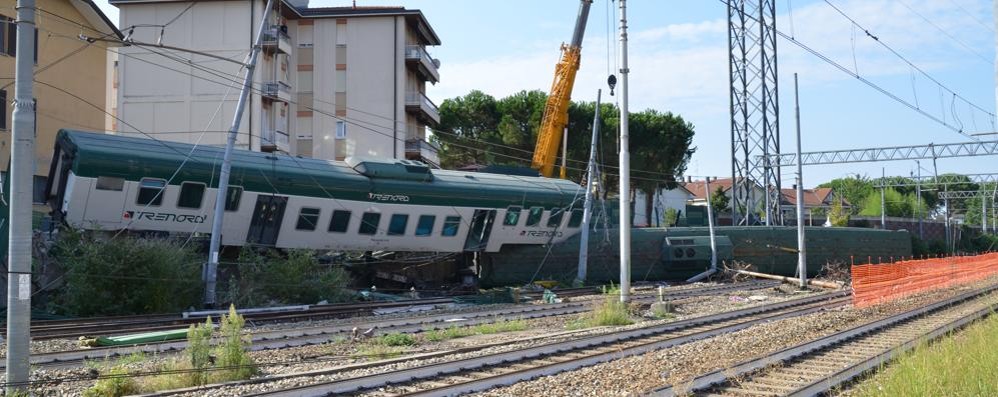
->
xmin=818 ymin=176 xmax=873 ymax=215
xmin=963 ymin=183 xmax=997 ymax=226
xmin=710 ymin=187 xmax=730 ymax=216
xmin=827 ymin=199 xmax=850 ymax=226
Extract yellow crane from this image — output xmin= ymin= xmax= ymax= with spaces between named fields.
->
xmin=531 ymin=0 xmax=593 ymax=178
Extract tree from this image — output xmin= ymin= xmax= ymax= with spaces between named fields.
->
xmin=434 ymin=90 xmax=697 ymax=208
xmin=710 ymin=187 xmax=730 ymax=216
xmin=827 ymin=199 xmax=849 ymax=226
xmin=818 ymin=176 xmax=873 ymax=215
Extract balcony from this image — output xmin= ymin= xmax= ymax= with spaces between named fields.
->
xmin=405 ymin=91 xmax=440 ymax=125
xmin=405 ymin=138 xmax=440 ymax=169
xmin=262 ymin=81 xmax=292 ymax=103
xmin=261 ymin=128 xmax=290 ymax=153
xmin=404 ymin=45 xmax=440 ymax=84
xmin=261 ymin=26 xmax=292 ymax=55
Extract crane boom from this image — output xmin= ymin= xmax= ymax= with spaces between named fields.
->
xmin=531 ymin=0 xmax=593 ymax=178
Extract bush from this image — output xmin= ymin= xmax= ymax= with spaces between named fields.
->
xmin=568 ymin=287 xmax=634 ymax=329
xmin=185 ymin=317 xmax=213 ymax=387
xmin=223 ymin=248 xmax=352 ymax=306
xmin=214 ymin=305 xmax=257 ymax=381
xmin=375 ymin=332 xmax=417 ymax=347
xmin=50 ymin=229 xmax=203 ymax=316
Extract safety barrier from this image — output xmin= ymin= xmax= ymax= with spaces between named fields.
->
xmin=851 ymin=253 xmax=998 ymax=308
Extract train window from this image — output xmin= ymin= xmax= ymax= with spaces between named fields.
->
xmin=95 ymin=176 xmax=124 ymax=191
xmin=441 ymin=216 xmax=461 ymax=236
xmin=568 ymin=209 xmax=584 ymax=228
xmin=177 ymin=182 xmax=206 ymax=209
xmin=136 ymin=178 xmax=166 ymax=206
xmin=225 ymin=186 xmax=243 ymax=212
xmin=295 ymin=207 xmax=321 ymax=231
xmin=547 ymin=208 xmax=564 ymax=228
xmin=388 ymin=214 xmax=409 ymax=236
xmin=504 ymin=206 xmax=522 ymax=226
xmin=526 ymin=207 xmax=543 ymax=226
xmin=328 ymin=210 xmax=351 ymax=233
xmin=415 ymin=215 xmax=435 ymax=236
xmin=359 ymin=212 xmax=381 ymax=235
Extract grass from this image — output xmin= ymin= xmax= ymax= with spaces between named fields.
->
xmin=83 ymin=306 xmax=258 ymax=397
xmin=353 ymin=344 xmax=405 ymax=361
xmin=423 ymin=319 xmax=528 ymax=342
xmin=567 ymin=289 xmax=635 ymax=330
xmin=852 ymin=313 xmax=998 ymax=396
xmin=373 ymin=332 xmax=418 ymax=347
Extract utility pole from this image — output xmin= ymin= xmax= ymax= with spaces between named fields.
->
xmin=984 ymin=197 xmax=988 ymax=233
xmin=705 ymin=178 xmax=718 ymax=272
xmin=880 ymin=167 xmax=886 ymax=229
xmin=794 ymin=74 xmax=806 ymax=288
xmin=617 ymin=0 xmax=631 ymax=303
xmin=205 ymin=0 xmax=274 ymax=307
xmin=916 ymin=161 xmax=923 ymax=240
xmin=561 ymin=127 xmax=568 ymax=179
xmin=6 ymin=0 xmax=35 ymax=392
xmin=576 ymin=90 xmax=601 ymax=287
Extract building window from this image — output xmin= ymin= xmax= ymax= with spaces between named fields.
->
xmin=547 ymin=208 xmax=564 ymax=228
xmin=415 ymin=215 xmax=435 ymax=236
xmin=387 ymin=214 xmax=408 ymax=235
xmin=526 ymin=207 xmax=543 ymax=227
xmin=504 ymin=206 xmax=521 ymax=226
xmin=296 ymin=207 xmax=321 ymax=231
xmin=328 ymin=210 xmax=351 ymax=232
xmin=95 ymin=176 xmax=124 ymax=191
xmin=359 ymin=212 xmax=381 ymax=235
xmin=225 ymin=186 xmax=243 ymax=212
xmin=136 ymin=178 xmax=167 ymax=206
xmin=177 ymin=182 xmax=206 ymax=209
xmin=32 ymin=175 xmax=45 ymax=204
xmin=568 ymin=209 xmax=585 ymax=228
xmin=441 ymin=216 xmax=461 ymax=237
xmin=0 ymin=17 xmax=37 ymax=63
xmin=336 ymin=121 xmax=346 ymax=139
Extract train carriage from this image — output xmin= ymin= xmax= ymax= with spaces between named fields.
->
xmin=44 ymin=129 xmax=588 ymax=253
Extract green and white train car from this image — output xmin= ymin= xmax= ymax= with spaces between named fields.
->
xmin=45 ymin=130 xmax=589 ymax=253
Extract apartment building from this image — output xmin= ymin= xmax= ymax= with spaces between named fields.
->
xmin=112 ymin=0 xmax=441 ymax=166
xmin=0 ymin=0 xmax=119 ymax=200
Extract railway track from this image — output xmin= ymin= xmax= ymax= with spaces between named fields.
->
xmin=9 ymin=281 xmax=778 ymax=371
xmin=177 ymin=290 xmax=848 ymax=397
xmin=647 ymin=283 xmax=998 ymax=397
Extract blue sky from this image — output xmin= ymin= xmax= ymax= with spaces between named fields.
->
xmin=94 ymin=0 xmax=998 ymax=188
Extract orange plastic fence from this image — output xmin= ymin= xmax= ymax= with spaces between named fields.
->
xmin=851 ymin=253 xmax=998 ymax=308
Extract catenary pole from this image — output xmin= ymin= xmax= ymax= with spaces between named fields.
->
xmin=617 ymin=0 xmax=631 ymax=303
xmin=794 ymin=74 xmax=806 ymax=288
xmin=6 ymin=0 xmax=35 ymax=392
xmin=205 ymin=0 xmax=274 ymax=307
xmin=916 ymin=161 xmax=923 ymax=239
xmin=880 ymin=167 xmax=886 ymax=229
xmin=705 ymin=178 xmax=718 ymax=272
xmin=576 ymin=90 xmax=602 ymax=286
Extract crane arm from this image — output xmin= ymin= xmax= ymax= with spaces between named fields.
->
xmin=531 ymin=0 xmax=593 ymax=178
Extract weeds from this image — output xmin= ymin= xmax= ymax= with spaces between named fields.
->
xmin=423 ymin=319 xmax=528 ymax=342
xmin=185 ymin=317 xmax=214 ymax=387
xmin=353 ymin=344 xmax=404 ymax=361
xmin=373 ymin=332 xmax=417 ymax=347
xmin=568 ymin=287 xmax=634 ymax=329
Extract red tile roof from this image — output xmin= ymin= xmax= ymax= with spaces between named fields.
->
xmin=781 ymin=187 xmax=849 ymax=207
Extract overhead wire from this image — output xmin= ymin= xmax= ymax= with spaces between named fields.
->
xmin=895 ymin=0 xmax=993 ymax=66
xmin=720 ymin=0 xmax=983 ymax=140
xmin=821 ymin=0 xmax=995 ymax=132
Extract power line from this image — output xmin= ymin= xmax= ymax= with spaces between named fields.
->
xmin=895 ymin=0 xmax=992 ymax=66
xmin=721 ymin=0 xmax=983 ymax=140
xmin=821 ymin=0 xmax=995 ymax=127
xmin=945 ymin=0 xmax=995 ymax=33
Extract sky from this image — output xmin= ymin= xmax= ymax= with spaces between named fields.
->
xmin=93 ymin=0 xmax=998 ymax=188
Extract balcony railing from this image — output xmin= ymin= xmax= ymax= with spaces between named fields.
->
xmin=405 ymin=91 xmax=440 ymax=125
xmin=261 ymin=128 xmax=290 ymax=152
xmin=262 ymin=26 xmax=292 ymax=54
xmin=262 ymin=81 xmax=292 ymax=103
xmin=405 ymin=138 xmax=440 ymax=168
xmin=404 ymin=45 xmax=440 ymax=84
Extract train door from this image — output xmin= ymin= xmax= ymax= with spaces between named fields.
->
xmin=247 ymin=195 xmax=288 ymax=246
xmin=463 ymin=209 xmax=496 ymax=251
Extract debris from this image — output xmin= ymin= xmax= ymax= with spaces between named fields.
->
xmin=748 ymin=295 xmax=768 ymax=301
xmin=726 ymin=268 xmax=843 ymax=289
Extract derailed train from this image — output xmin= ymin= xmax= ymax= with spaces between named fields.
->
xmin=42 ymin=130 xmax=911 ymax=285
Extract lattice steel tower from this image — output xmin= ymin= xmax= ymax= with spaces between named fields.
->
xmin=728 ymin=0 xmax=782 ymax=225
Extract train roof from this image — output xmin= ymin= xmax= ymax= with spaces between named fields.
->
xmin=55 ymin=130 xmax=584 ymax=209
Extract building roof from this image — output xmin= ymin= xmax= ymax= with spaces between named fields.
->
xmin=110 ymin=1 xmax=441 ymax=45
xmin=780 ymin=187 xmax=850 ymax=207
xmin=298 ymin=6 xmax=440 ymax=45
xmin=682 ymin=178 xmax=762 ymax=200
xmin=71 ymin=0 xmax=124 ymax=39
